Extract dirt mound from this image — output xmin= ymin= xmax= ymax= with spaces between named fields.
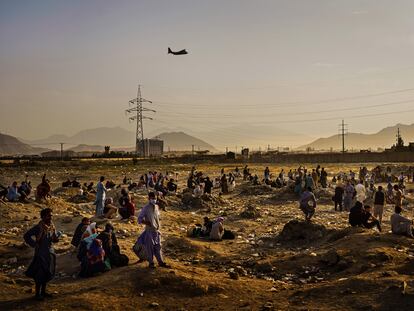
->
xmin=314 ymin=188 xmax=335 ymax=204
xmin=279 ymin=220 xmax=327 ymax=242
xmin=239 ymin=184 xmax=275 ymax=196
xmin=181 ymin=190 xmax=227 ymax=210
xmin=240 ymin=204 xmax=261 ymax=219
xmin=269 ymin=186 xmax=298 ymax=202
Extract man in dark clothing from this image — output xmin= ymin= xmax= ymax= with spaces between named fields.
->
xmin=333 ymin=184 xmax=344 ymax=211
xmin=24 ymin=208 xmax=59 ymax=300
xmin=373 ymin=185 xmax=386 ymax=224
xmin=71 ymin=217 xmax=90 ymax=247
xmin=187 ymin=176 xmax=196 ymax=189
xmin=204 ymin=177 xmax=213 ymax=194
xmin=349 ymin=202 xmax=381 ymax=231
xmin=167 ymin=179 xmax=177 ymax=192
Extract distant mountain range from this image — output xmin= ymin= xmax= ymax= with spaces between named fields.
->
xmin=299 ymin=123 xmax=414 ymax=151
xmin=0 ymin=133 xmax=48 ymax=156
xmin=20 ymin=127 xmax=218 ymax=153
xmin=154 ymin=132 xmax=217 ymax=152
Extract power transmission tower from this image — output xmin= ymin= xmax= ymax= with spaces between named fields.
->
xmin=126 ymin=85 xmax=155 ymax=157
xmin=338 ymin=120 xmax=348 ymax=153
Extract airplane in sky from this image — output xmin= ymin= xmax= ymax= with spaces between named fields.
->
xmin=168 ymin=47 xmax=188 ymax=55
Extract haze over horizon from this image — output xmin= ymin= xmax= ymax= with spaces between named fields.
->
xmin=2 ymin=0 xmax=414 ymax=147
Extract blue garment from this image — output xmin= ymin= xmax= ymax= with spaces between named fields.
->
xmin=6 ymin=186 xmax=20 ymax=201
xmin=95 ymin=182 xmax=106 ymax=216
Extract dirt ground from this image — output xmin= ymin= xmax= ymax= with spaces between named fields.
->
xmin=0 ymin=161 xmax=414 ymax=311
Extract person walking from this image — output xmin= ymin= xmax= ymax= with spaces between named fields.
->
xmin=95 ymin=176 xmax=107 ymax=217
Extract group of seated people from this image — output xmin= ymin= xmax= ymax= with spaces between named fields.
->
xmin=187 ymin=216 xmax=235 ymax=241
xmin=1 ymin=180 xmax=32 ymax=202
xmin=100 ymin=189 xmax=137 ymax=220
xmin=348 ymin=201 xmax=414 ymax=238
xmin=62 ymin=178 xmax=81 ymax=188
xmin=71 ymin=218 xmax=129 ymax=277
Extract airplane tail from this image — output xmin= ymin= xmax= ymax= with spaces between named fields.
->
xmin=168 ymin=47 xmax=172 ymax=54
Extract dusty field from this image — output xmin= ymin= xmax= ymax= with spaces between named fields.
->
xmin=0 ymin=161 xmax=414 ymax=311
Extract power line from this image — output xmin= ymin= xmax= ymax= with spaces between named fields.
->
xmin=126 ymin=85 xmax=155 ymax=157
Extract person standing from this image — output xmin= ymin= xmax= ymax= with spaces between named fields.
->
xmin=373 ymin=186 xmax=385 ymax=224
xmin=394 ymin=184 xmax=404 ymax=209
xmin=343 ymin=181 xmax=354 ymax=211
xmin=355 ymin=180 xmax=366 ymax=203
xmin=95 ymin=176 xmax=107 ymax=217
xmin=333 ymin=183 xmax=344 ymax=211
xmin=137 ymin=192 xmax=169 ymax=269
xmin=320 ymin=168 xmax=328 ymax=188
xmin=24 ymin=208 xmax=60 ymax=300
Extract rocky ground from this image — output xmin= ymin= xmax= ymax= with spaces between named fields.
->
xmin=0 ymin=161 xmax=414 ymax=310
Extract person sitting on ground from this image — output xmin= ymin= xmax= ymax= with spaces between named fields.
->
xmin=373 ymin=185 xmax=385 ymax=224
xmin=97 ymin=223 xmax=129 ymax=267
xmin=77 ymin=222 xmax=99 ymax=262
xmin=103 ymin=197 xmax=118 ymax=219
xmin=201 ymin=216 xmax=214 ymax=237
xmin=36 ymin=174 xmax=51 ymax=201
xmin=349 ymin=202 xmax=381 ymax=231
xmin=80 ymin=238 xmax=109 ymax=277
xmin=187 ymin=175 xmax=196 ymax=189
xmin=210 ymin=217 xmax=225 ymax=241
xmin=62 ymin=179 xmax=71 ymax=187
xmin=105 ymin=180 xmax=116 ymax=189
xmin=252 ymin=174 xmax=260 ymax=185
xmin=299 ymin=187 xmax=317 ymax=221
xmin=361 ymin=205 xmax=382 ymax=231
xmin=72 ymin=179 xmax=81 ymax=188
xmin=19 ymin=180 xmax=32 ymax=198
xmin=193 ymin=185 xmax=203 ymax=197
xmin=71 ymin=217 xmax=90 ymax=248
xmin=167 ymin=178 xmax=177 ymax=193
xmin=6 ymin=181 xmax=21 ymax=202
xmin=390 ymin=206 xmax=414 ymax=238
xmin=119 ymin=195 xmax=135 ymax=220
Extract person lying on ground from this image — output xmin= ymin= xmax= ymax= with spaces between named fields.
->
xmin=300 ymin=187 xmax=317 ymax=222
xmin=391 ymin=205 xmax=414 ymax=238
xmin=71 ymin=217 xmax=90 ymax=248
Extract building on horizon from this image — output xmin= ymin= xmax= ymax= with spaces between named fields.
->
xmin=139 ymin=138 xmax=164 ymax=157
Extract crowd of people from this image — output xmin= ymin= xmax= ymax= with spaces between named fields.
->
xmin=3 ymin=163 xmax=411 ymax=300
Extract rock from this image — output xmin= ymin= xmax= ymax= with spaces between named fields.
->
xmin=24 ymin=216 xmax=30 ymax=221
xmin=149 ymin=302 xmax=159 ymax=308
xmin=61 ymin=216 xmax=72 ymax=224
xmin=228 ymin=270 xmax=239 ymax=280
xmin=240 ymin=204 xmax=261 ymax=219
xmin=279 ymin=220 xmax=326 ymax=242
xmin=255 ymin=262 xmax=273 ymax=273
xmin=320 ymin=249 xmax=340 ymax=266
xmin=235 ymin=266 xmax=247 ymax=276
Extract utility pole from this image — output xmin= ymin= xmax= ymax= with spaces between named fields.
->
xmin=338 ymin=119 xmax=348 ymax=154
xmin=192 ymin=145 xmax=194 ymax=158
xmin=126 ymin=85 xmax=155 ymax=157
xmin=59 ymin=143 xmax=64 ymax=161
xmin=225 ymin=146 xmax=228 ymax=154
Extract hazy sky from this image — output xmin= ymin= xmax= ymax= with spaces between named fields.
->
xmin=1 ymin=0 xmax=414 ymax=146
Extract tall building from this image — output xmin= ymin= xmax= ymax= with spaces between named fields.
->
xmin=140 ymin=139 xmax=164 ymax=157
